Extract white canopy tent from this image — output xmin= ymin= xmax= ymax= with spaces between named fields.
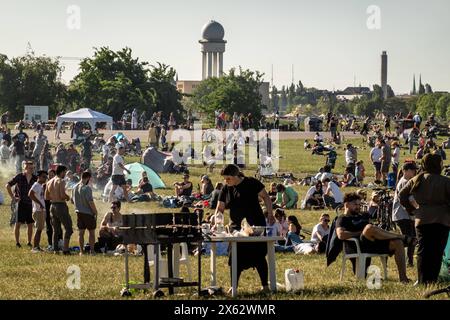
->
xmin=56 ymin=108 xmax=113 ymax=135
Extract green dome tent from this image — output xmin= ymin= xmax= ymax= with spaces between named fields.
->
xmin=124 ymin=162 xmax=166 ymax=189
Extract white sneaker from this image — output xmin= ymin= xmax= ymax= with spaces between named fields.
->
xmin=31 ymin=247 xmax=42 ymax=253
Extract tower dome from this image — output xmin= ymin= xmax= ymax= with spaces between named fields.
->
xmin=201 ymin=20 xmax=225 ymax=41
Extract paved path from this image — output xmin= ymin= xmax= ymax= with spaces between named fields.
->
xmin=21 ymin=129 xmax=361 ymax=144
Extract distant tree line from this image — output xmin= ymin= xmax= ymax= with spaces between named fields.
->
xmin=270 ymin=80 xmax=450 ymax=121
xmin=0 ymin=47 xmax=183 ymax=122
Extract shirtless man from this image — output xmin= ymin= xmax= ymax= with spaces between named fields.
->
xmin=45 ymin=165 xmax=72 ymax=254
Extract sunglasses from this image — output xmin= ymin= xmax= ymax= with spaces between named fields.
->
xmin=111 ymin=206 xmax=118 ymax=209
xmin=323 ymin=219 xmax=330 ymax=222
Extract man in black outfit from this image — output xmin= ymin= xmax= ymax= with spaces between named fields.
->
xmin=5 ymin=161 xmax=37 ymax=248
xmin=336 ymin=192 xmax=410 ymax=282
xmin=215 ymin=164 xmax=274 ymax=294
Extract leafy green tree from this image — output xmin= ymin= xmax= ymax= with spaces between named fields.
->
xmin=333 ymin=102 xmax=351 ymax=115
xmin=316 ymin=96 xmax=331 ymax=115
xmin=436 ymin=94 xmax=450 ymax=120
xmin=353 ymin=97 xmax=379 ymax=117
xmin=190 ymin=67 xmax=264 ymax=126
xmin=0 ymin=53 xmax=66 ymax=120
xmin=384 ymin=97 xmax=409 ymax=116
xmin=416 ymin=93 xmax=441 ymax=117
xmin=406 ymin=96 xmax=418 ymax=114
xmin=68 ymin=47 xmax=183 ymax=121
xmin=148 ymin=62 xmax=184 ymax=120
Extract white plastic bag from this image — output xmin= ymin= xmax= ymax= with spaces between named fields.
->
xmin=285 ymin=269 xmax=304 ymax=292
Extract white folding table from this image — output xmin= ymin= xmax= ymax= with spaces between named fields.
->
xmin=207 ymin=236 xmax=284 ymax=297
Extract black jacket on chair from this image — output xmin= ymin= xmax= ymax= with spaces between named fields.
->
xmin=326 ymin=216 xmax=343 ymax=266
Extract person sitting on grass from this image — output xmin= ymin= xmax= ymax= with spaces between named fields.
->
xmin=275 ymin=215 xmax=303 ymax=253
xmin=322 ymin=177 xmax=344 ymax=209
xmin=341 ymin=166 xmax=356 ymax=187
xmin=336 ymin=192 xmax=411 ymax=283
xmin=355 ymin=160 xmax=366 ymax=185
xmin=303 ymin=181 xmax=324 ymax=209
xmin=311 ymin=213 xmax=330 ymax=253
xmin=304 ymin=139 xmax=311 ymax=150
xmin=268 ymin=182 xmax=278 ymax=203
xmin=274 ymin=208 xmax=289 ymax=238
xmin=138 ymin=171 xmax=148 ymax=185
xmin=130 ymin=177 xmax=159 ymax=202
xmin=98 ymin=201 xmax=123 ymax=252
xmin=207 ymin=182 xmax=223 ymax=210
xmin=174 ymin=173 xmax=193 ymax=197
xmin=199 ymin=175 xmax=214 ymax=199
xmin=275 ymin=183 xmax=298 ymax=209
xmin=313 ymin=132 xmax=323 ymax=143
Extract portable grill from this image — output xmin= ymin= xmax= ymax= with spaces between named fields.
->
xmin=119 ymin=212 xmax=204 ymax=297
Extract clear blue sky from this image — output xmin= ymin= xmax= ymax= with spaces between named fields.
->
xmin=1 ymin=0 xmax=449 ymax=94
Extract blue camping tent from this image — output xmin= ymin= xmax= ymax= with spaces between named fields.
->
xmin=114 ymin=132 xmax=126 ymax=141
xmin=124 ymin=162 xmax=166 ymax=189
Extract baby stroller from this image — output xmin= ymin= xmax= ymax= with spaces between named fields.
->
xmin=255 ymin=156 xmax=275 ymax=181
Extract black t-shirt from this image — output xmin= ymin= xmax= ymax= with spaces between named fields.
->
xmin=218 ymin=177 xmax=266 ymax=230
xmin=209 ymin=189 xmax=221 ymax=209
xmin=13 ymin=140 xmax=25 ymax=155
xmin=312 ymin=189 xmax=323 ymax=199
xmin=3 ymin=133 xmax=11 ymax=145
xmin=336 ymin=213 xmax=369 ymax=233
xmin=13 ymin=132 xmax=28 ymax=143
xmin=141 ymin=182 xmax=153 ymax=193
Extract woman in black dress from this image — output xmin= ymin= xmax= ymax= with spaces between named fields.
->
xmin=215 ymin=164 xmax=274 ymax=292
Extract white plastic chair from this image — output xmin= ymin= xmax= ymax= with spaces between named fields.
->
xmin=147 ymin=243 xmax=192 ymax=281
xmin=147 ymin=244 xmax=168 ymax=278
xmin=178 ymin=243 xmax=193 ymax=281
xmin=340 ymin=238 xmax=388 ymax=281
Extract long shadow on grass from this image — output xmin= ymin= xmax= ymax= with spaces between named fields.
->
xmin=195 ymin=285 xmax=354 ymax=300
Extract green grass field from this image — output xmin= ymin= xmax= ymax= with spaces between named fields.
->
xmin=0 ymin=137 xmax=448 ymax=300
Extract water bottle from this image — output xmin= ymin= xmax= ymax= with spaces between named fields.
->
xmin=215 ymin=212 xmax=224 ymax=233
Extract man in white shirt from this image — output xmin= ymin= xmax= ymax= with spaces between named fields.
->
xmin=28 ymin=170 xmax=48 ymax=252
xmin=314 ymin=132 xmax=323 ymax=143
xmin=322 ymin=177 xmax=343 ymax=209
xmin=102 ymin=142 xmax=111 ymax=164
xmin=391 ymin=141 xmax=401 ymax=177
xmin=370 ymin=143 xmax=382 ymax=181
xmin=0 ymin=139 xmax=11 ymax=164
xmin=413 ymin=113 xmax=422 ymax=128
xmin=345 ymin=143 xmax=357 ymax=173
xmin=131 ymin=109 xmax=138 ymax=130
xmin=392 ymin=162 xmax=417 ymax=266
xmin=109 ymin=147 xmax=131 ymax=202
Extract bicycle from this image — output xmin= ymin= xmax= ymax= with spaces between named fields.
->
xmin=371 ymin=187 xmax=396 ymax=231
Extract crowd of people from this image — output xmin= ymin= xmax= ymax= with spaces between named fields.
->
xmin=1 ymin=108 xmax=449 ymax=294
